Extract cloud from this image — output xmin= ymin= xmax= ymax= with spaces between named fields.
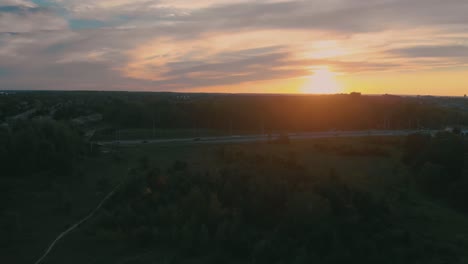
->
xmin=0 ymin=0 xmax=37 ymax=7
xmin=0 ymin=0 xmax=467 ymax=92
xmin=0 ymin=3 xmax=67 ymax=33
xmin=49 ymin=0 xmax=468 ymax=34
xmin=390 ymin=45 xmax=468 ymax=58
xmin=28 ymin=0 xmax=466 ymax=36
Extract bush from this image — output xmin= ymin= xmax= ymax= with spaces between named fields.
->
xmin=171 ymin=160 xmax=188 ymax=172
xmin=92 ymin=154 xmax=448 ymax=263
xmin=1 ymin=120 xmax=85 ymax=177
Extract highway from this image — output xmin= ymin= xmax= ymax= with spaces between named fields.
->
xmin=96 ymin=130 xmax=430 ymax=146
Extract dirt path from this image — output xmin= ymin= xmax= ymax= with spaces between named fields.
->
xmin=33 ymin=182 xmax=123 ymax=264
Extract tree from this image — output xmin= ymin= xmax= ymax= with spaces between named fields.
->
xmin=3 ymin=120 xmax=84 ymax=176
xmin=402 ymin=133 xmax=431 ymax=170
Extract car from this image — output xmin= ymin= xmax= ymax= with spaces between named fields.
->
xmin=142 ymin=140 xmax=148 ymax=144
xmin=193 ymin=138 xmax=201 ymax=141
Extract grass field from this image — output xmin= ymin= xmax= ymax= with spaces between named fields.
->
xmin=0 ymin=153 xmax=136 ymax=264
xmin=3 ymin=136 xmax=468 ymax=263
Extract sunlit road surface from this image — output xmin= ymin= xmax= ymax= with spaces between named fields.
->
xmin=96 ymin=130 xmax=432 ymax=146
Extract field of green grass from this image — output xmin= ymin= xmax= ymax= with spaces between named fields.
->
xmin=0 ymin=153 xmax=137 ymax=264
xmin=3 ymin=136 xmax=468 ymax=263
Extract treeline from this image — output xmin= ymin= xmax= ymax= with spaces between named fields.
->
xmin=101 ymin=94 xmax=468 ymax=132
xmin=2 ymin=92 xmax=467 ymax=132
xmin=91 ymin=148 xmax=460 ymax=263
xmin=0 ymin=120 xmax=85 ymax=177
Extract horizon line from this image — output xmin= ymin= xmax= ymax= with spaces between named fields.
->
xmin=1 ymin=89 xmax=466 ymax=98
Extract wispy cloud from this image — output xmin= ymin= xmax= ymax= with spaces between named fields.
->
xmin=390 ymin=45 xmax=468 ymax=58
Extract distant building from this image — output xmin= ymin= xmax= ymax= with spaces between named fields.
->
xmin=444 ymin=127 xmax=468 ymax=136
xmin=72 ymin=113 xmax=103 ymax=125
xmin=11 ymin=108 xmax=37 ymax=121
xmin=175 ymin=95 xmax=191 ymax=101
xmin=445 ymin=127 xmax=455 ymax=133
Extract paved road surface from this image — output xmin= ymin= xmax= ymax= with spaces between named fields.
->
xmin=96 ymin=130 xmax=430 ymax=146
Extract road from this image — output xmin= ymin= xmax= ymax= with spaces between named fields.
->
xmin=96 ymin=130 xmax=430 ymax=146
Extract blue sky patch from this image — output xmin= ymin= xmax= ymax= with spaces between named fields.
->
xmin=0 ymin=68 xmax=10 ymax=77
xmin=31 ymin=0 xmax=57 ymax=7
xmin=69 ymin=19 xmax=108 ymax=30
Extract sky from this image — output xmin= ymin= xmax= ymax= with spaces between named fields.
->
xmin=0 ymin=0 xmax=467 ymax=95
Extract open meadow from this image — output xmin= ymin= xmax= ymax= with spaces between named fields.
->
xmin=3 ymin=136 xmax=468 ymax=264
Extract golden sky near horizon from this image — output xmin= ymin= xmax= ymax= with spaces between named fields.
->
xmin=1 ymin=0 xmax=468 ymax=95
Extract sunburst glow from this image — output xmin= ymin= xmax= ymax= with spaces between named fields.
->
xmin=301 ymin=67 xmax=342 ymax=94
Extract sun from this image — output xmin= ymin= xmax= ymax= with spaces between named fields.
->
xmin=301 ymin=67 xmax=342 ymax=94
